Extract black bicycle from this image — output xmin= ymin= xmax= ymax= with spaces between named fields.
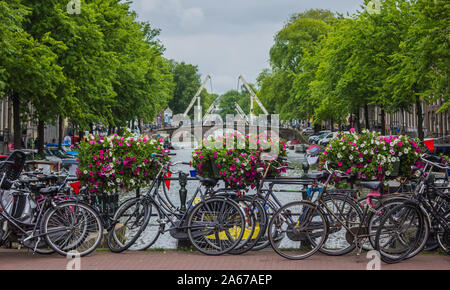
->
xmin=374 ymin=154 xmax=449 ymax=263
xmin=0 ymin=158 xmax=103 ymax=257
xmin=107 ymin=153 xmax=246 ymax=255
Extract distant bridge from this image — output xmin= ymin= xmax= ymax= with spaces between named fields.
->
xmin=150 ymin=123 xmax=305 ymax=143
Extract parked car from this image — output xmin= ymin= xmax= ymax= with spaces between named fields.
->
xmin=302 ymin=128 xmax=315 ymax=137
xmin=318 ymin=132 xmax=339 ymax=146
xmin=308 ymin=130 xmax=331 ymax=144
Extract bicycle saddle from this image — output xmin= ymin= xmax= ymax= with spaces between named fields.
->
xmin=30 ymin=182 xmax=46 ymax=192
xmin=360 ymin=181 xmax=382 ymax=190
xmin=196 ymin=176 xmax=218 ymax=186
xmin=38 ymin=175 xmax=58 ymax=182
xmin=39 ymin=186 xmax=59 ymax=195
xmin=303 ymin=171 xmax=326 ymax=180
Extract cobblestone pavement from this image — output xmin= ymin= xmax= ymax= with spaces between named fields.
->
xmin=0 ymin=249 xmax=448 ymax=270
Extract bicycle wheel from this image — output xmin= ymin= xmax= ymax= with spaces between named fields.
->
xmin=251 ymin=198 xmax=277 ymax=251
xmin=107 ymin=197 xmax=150 ymax=253
xmin=375 ymin=201 xmax=425 ymax=263
xmin=268 ymin=201 xmax=328 ymax=260
xmin=229 ymin=196 xmax=265 ymax=255
xmin=42 ymin=201 xmax=103 ymax=257
xmin=319 ymin=194 xmax=362 ymax=256
xmin=129 ymin=199 xmax=163 ymax=251
xmin=436 ymin=212 xmax=450 ymax=254
xmin=365 ymin=196 xmax=411 ymax=251
xmin=187 ymin=197 xmax=245 ymax=256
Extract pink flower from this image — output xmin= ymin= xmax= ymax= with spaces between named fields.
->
xmin=338 ymin=161 xmax=343 ymax=167
xmin=350 ymin=128 xmax=355 ymax=133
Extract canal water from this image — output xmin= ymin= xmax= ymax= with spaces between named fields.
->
xmin=119 ymin=147 xmax=311 ymax=249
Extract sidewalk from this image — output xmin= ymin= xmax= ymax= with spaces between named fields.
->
xmin=0 ymin=249 xmax=448 ymax=270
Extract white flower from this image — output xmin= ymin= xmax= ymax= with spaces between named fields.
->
xmin=364 ymin=150 xmax=368 ymax=155
xmin=83 ymin=170 xmax=88 ymax=174
xmin=386 ymin=171 xmax=391 ymax=176
xmin=359 ymin=158 xmax=364 ymax=162
xmin=349 ymin=155 xmax=353 ymax=160
xmin=337 ymin=153 xmax=342 ymax=159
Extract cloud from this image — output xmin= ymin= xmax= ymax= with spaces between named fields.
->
xmin=181 ymin=7 xmax=205 ymax=28
xmin=129 ymin=0 xmax=362 ymax=94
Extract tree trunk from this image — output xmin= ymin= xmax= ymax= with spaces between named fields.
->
xmin=364 ymin=104 xmax=370 ymax=130
xmin=12 ymin=93 xmax=22 ymax=150
xmin=416 ymin=98 xmax=424 ymax=140
xmin=79 ymin=128 xmax=84 ymax=141
xmin=58 ymin=115 xmax=64 ymax=149
xmin=380 ymin=108 xmax=386 ymax=136
xmin=355 ymin=109 xmax=361 ymax=133
xmin=37 ymin=120 xmax=45 ymax=154
xmin=330 ymin=118 xmax=334 ymax=131
xmin=401 ymin=109 xmax=406 ymax=134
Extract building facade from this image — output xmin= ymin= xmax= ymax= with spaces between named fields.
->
xmin=0 ymin=97 xmax=67 ymax=154
xmin=358 ymin=99 xmax=448 ymax=139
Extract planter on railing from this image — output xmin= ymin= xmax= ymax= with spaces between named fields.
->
xmin=191 ymin=133 xmax=288 ymax=190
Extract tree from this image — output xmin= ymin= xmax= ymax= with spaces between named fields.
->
xmin=386 ymin=0 xmax=449 ymax=139
xmin=0 ymin=0 xmax=65 ymax=151
xmin=258 ymin=9 xmax=335 ymax=120
xmin=168 ymin=60 xmax=215 ymax=117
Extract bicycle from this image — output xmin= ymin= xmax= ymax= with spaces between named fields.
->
xmin=107 ymin=153 xmax=246 ymax=255
xmin=374 ymin=154 xmax=449 ymax=263
xmin=0 ymin=161 xmax=103 ymax=257
xmin=266 ymin=160 xmax=415 ymax=260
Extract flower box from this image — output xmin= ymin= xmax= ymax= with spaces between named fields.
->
xmin=191 ymin=133 xmax=288 ymax=190
xmin=319 ymin=129 xmax=424 ymax=184
xmin=76 ymin=131 xmax=169 ymax=194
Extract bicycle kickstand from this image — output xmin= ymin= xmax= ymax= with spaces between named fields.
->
xmin=355 ymin=238 xmax=366 ymax=263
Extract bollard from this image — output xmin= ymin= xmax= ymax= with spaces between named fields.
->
xmin=178 ymin=172 xmax=187 ymax=211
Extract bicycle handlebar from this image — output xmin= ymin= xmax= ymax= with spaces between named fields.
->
xmin=421 ymin=154 xmax=449 ymax=170
xmin=324 ymin=161 xmax=351 ymax=178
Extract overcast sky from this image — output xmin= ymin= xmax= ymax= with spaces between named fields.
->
xmin=129 ymin=0 xmax=364 ymax=95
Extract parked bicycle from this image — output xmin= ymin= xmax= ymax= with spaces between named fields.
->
xmin=107 ymin=153 xmax=246 ymax=255
xmin=0 ymin=151 xmax=103 ymax=257
xmin=374 ymin=154 xmax=449 ymax=263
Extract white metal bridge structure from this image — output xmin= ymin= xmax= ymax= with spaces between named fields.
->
xmin=182 ymin=75 xmax=269 ymax=126
xmin=153 ymin=75 xmax=304 ymax=143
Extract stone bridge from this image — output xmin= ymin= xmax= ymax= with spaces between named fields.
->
xmin=149 ymin=123 xmax=306 ymax=143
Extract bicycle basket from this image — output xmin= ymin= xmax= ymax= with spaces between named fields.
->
xmin=0 ymin=150 xmax=27 ymax=190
